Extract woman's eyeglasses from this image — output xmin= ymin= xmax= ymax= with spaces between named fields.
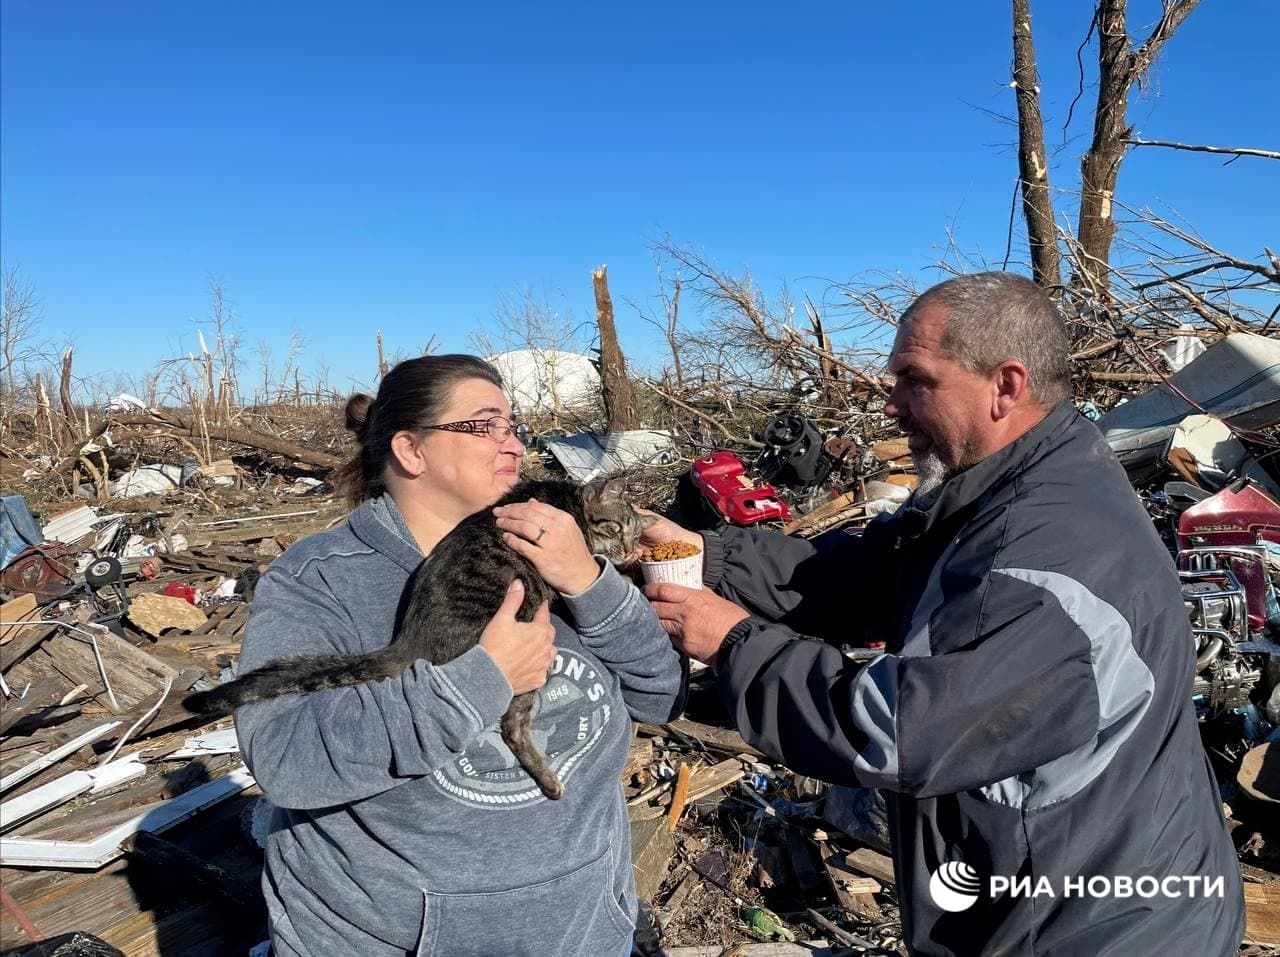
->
xmin=421 ymin=416 xmax=533 ymax=447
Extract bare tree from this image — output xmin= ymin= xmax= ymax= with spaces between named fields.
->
xmin=1011 ymin=0 xmax=1061 ymax=288
xmin=1075 ymin=0 xmax=1200 ymax=295
xmin=592 ymin=266 xmax=640 ymax=431
xmin=1 ymin=265 xmax=43 ymax=401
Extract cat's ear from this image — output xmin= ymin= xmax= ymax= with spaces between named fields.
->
xmin=598 ymin=476 xmax=627 ymax=503
xmin=638 ymin=513 xmax=660 ymax=531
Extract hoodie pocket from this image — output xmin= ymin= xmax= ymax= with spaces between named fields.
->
xmin=416 ymin=845 xmax=633 ymax=957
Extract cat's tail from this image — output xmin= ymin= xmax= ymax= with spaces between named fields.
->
xmin=183 ymin=650 xmax=399 ymax=716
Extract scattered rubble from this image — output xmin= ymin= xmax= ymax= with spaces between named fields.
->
xmin=1 ymin=361 xmax=1277 ymax=954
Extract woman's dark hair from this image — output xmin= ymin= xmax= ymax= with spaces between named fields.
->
xmin=335 ymin=354 xmax=504 ymax=506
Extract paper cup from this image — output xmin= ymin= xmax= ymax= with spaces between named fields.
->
xmin=639 ymin=551 xmax=703 ymax=589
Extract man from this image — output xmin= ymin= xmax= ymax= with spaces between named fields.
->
xmin=644 ymin=273 xmax=1244 ymax=956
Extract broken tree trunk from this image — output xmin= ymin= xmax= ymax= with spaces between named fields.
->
xmin=592 ymin=265 xmax=640 ymax=431
xmin=53 ymin=411 xmax=343 ymax=473
xmin=1076 ymin=0 xmax=1200 ymax=296
xmin=1012 ymin=0 xmax=1061 ymax=288
xmin=58 ymin=347 xmax=78 ymax=444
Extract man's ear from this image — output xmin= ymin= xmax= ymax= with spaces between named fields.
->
xmin=992 ymin=360 xmax=1030 ymax=420
xmin=389 ymin=430 xmax=428 ymax=478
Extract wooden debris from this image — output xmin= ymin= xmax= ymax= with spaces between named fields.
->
xmin=841 ymin=847 xmax=896 ymax=886
xmin=647 ymin=717 xmax=766 ymax=759
xmin=666 ymin=762 xmax=692 ymax=832
xmin=0 ymin=594 xmax=39 ymax=644
xmin=685 ymin=758 xmax=746 ymax=804
xmin=630 ymin=812 xmax=675 ymax=904
xmin=819 ymin=841 xmax=881 ymax=922
xmin=127 ymin=593 xmax=208 ymax=637
xmin=1245 ymin=882 xmax=1280 ymax=945
xmin=623 ymin=736 xmax=654 ymax=780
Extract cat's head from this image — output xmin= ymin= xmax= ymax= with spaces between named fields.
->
xmin=578 ymin=477 xmax=657 ymax=566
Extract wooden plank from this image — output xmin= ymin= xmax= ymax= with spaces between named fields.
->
xmin=819 ymin=841 xmax=880 ymax=921
xmin=648 ymin=717 xmax=766 ymax=759
xmin=685 ymin=758 xmax=745 ymax=804
xmin=0 ymin=620 xmax=59 ymax=673
xmin=784 ymin=828 xmax=824 ymax=897
xmin=0 ymin=593 xmax=39 ymax=643
xmin=1245 ymin=882 xmax=1280 ymax=945
xmin=842 ymin=847 xmax=896 ymax=886
xmin=781 ymin=491 xmax=861 ymax=537
xmin=622 ymin=735 xmax=653 ymax=780
xmin=40 ymin=628 xmax=176 ymax=714
xmin=187 ymin=603 xmax=237 ymax=637
xmin=630 ymin=812 xmax=675 ymax=904
xmin=0 ymin=676 xmax=71 ymax=735
xmin=665 ymin=762 xmax=692 ymax=832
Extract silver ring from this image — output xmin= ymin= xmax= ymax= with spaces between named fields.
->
xmin=535 ymin=525 xmax=548 ymax=543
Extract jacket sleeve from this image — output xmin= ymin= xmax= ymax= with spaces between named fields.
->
xmin=233 ymin=567 xmax=513 ymax=810
xmin=703 ymin=518 xmax=895 ymax=645
xmin=716 ymin=566 xmax=1113 ymax=798
xmin=561 ymin=559 xmax=686 ymax=723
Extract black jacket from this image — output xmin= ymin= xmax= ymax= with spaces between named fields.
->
xmin=707 ymin=403 xmax=1244 ymax=956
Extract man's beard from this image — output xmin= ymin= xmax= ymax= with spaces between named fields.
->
xmin=912 ymin=447 xmax=951 ymax=502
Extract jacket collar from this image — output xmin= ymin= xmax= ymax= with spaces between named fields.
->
xmin=898 ymin=400 xmax=1081 ymax=537
xmin=346 ymin=494 xmax=426 ymax=575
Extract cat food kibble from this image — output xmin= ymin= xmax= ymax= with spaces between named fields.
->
xmin=639 ymin=541 xmax=701 ymax=563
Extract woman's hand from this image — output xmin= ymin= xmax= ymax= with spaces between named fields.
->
xmin=493 ymin=498 xmax=601 ymax=596
xmin=479 ymin=579 xmax=557 ymax=695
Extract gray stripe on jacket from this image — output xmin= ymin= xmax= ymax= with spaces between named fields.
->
xmin=980 ymin=567 xmax=1154 ymax=810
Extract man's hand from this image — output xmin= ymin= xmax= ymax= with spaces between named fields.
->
xmin=637 ymin=509 xmax=703 ymax=552
xmin=644 ymin=582 xmax=749 ymax=665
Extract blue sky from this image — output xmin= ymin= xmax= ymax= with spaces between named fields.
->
xmin=2 ymin=1 xmax=1275 ymax=395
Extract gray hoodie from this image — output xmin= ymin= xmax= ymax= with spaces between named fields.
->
xmin=234 ymin=495 xmax=685 ymax=956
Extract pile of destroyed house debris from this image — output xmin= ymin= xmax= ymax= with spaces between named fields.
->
xmin=0 ymin=332 xmax=1278 ymax=956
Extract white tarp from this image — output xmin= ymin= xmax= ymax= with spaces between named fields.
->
xmin=545 ymin=430 xmax=677 ymax=482
xmin=487 ymin=349 xmax=600 ymax=416
xmin=114 ymin=464 xmax=184 ymax=498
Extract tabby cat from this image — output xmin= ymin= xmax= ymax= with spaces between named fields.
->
xmin=184 ymin=477 xmax=655 ymax=800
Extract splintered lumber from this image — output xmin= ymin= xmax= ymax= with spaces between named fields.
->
xmin=41 ymin=628 xmax=177 ymax=714
xmin=685 ymin=758 xmax=745 ymax=803
xmin=629 ymin=812 xmax=675 ymax=903
xmin=0 ymin=619 xmax=59 ymax=674
xmin=820 ymin=841 xmax=881 ymax=921
xmin=0 ymin=594 xmax=39 ymax=644
xmin=0 ymin=677 xmax=68 ymax=735
xmin=622 ymin=736 xmax=654 ymax=780
xmin=781 ymin=491 xmax=862 ymax=537
xmin=1245 ymin=882 xmax=1280 ymax=945
xmin=643 ymin=717 xmax=766 ymax=759
xmin=665 ymin=762 xmax=692 ymax=832
xmin=842 ymin=846 xmax=896 ymax=886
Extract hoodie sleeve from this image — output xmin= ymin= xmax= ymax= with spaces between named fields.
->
xmin=716 ymin=565 xmax=1110 ymax=798
xmin=560 ymin=559 xmax=686 ymax=723
xmin=233 ymin=567 xmax=513 ymax=810
xmin=702 ymin=518 xmax=896 ymax=645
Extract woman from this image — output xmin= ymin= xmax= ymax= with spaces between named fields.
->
xmin=234 ymin=354 xmax=684 ymax=956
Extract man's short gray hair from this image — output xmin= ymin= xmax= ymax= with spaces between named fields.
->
xmin=904 ymin=272 xmax=1071 ymax=407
